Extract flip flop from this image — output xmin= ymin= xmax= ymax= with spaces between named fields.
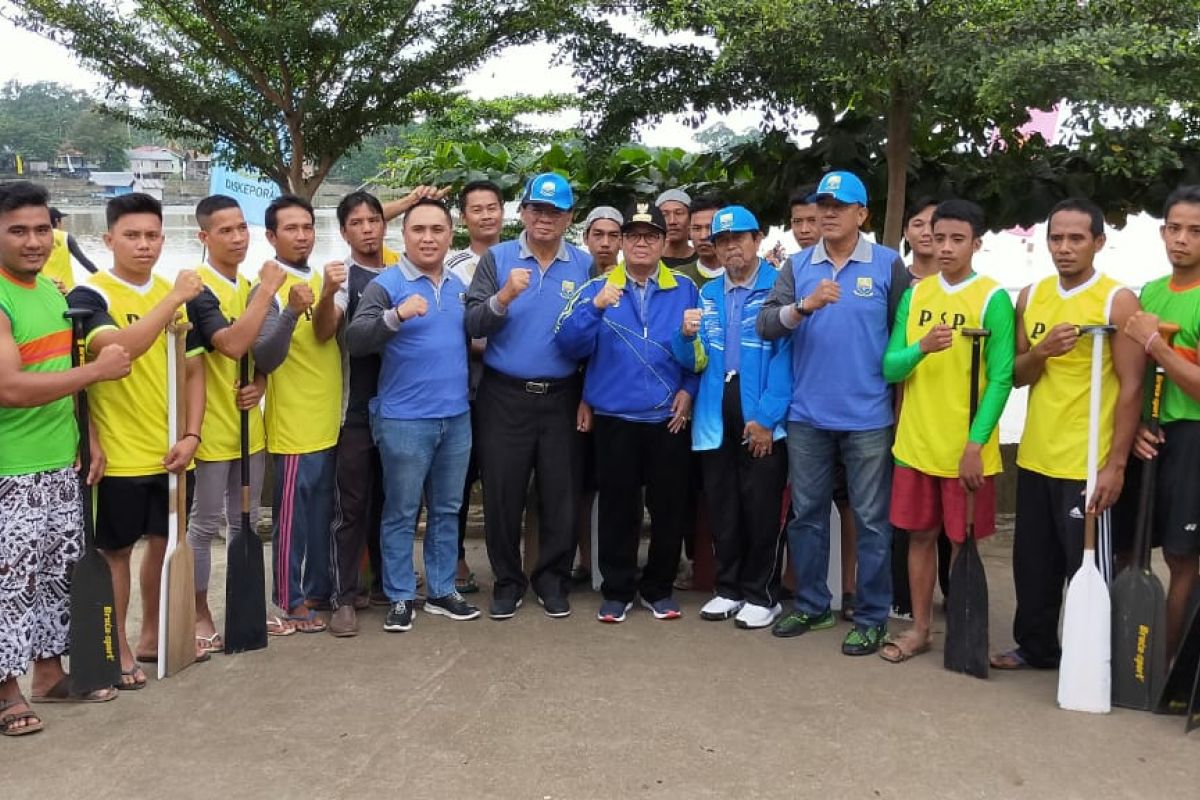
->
xmin=118 ymin=665 xmax=147 ymax=691
xmin=31 ymin=677 xmax=118 ymax=704
xmin=879 ymin=634 xmax=932 ymax=664
xmin=195 ymin=632 xmax=224 ymax=654
xmin=989 ymin=649 xmax=1030 ymax=670
xmin=266 ymin=615 xmax=297 ymax=637
xmin=285 ymin=609 xmax=327 ymax=634
xmin=0 ymin=697 xmax=43 ymax=737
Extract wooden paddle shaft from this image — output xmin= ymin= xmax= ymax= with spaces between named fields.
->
xmin=172 ymin=321 xmax=191 ymax=524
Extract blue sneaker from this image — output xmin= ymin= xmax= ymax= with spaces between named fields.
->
xmin=640 ymin=596 xmax=682 ymax=620
xmin=597 ymin=600 xmax=632 ymax=623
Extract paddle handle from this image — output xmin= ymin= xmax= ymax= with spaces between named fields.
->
xmin=64 ymin=309 xmax=96 ymax=548
xmin=1131 ymin=323 xmax=1178 ymax=567
xmin=171 ymin=321 xmax=191 ymax=526
xmin=963 ymin=327 xmax=990 ymax=425
xmin=239 ymin=355 xmax=251 ymax=514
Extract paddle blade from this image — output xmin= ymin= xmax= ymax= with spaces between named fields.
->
xmin=68 ymin=549 xmax=121 ymax=694
xmin=160 ymin=540 xmax=197 ymax=678
xmin=1110 ymin=568 xmax=1167 ymax=710
xmin=1158 ymin=598 xmax=1200 ymax=715
xmin=1058 ymin=556 xmax=1111 ymax=713
xmin=224 ymin=515 xmax=268 ymax=654
xmin=944 ymin=536 xmax=990 ymax=679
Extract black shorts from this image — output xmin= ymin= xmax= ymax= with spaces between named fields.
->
xmin=95 ymin=472 xmax=194 ymax=551
xmin=1155 ymin=421 xmax=1200 ymax=556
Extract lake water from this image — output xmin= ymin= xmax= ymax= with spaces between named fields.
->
xmin=58 ymin=206 xmax=1176 ymax=444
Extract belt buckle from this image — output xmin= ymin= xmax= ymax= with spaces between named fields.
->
xmin=524 ymin=380 xmax=550 ymax=395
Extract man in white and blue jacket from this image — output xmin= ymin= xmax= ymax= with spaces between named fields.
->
xmin=556 ymin=202 xmax=702 ymax=623
xmin=672 ymin=206 xmax=792 ymax=630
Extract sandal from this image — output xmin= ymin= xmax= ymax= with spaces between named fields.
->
xmin=32 ymin=677 xmax=118 ymax=704
xmin=267 ymin=615 xmax=297 ymax=637
xmin=118 ymin=665 xmax=147 ymax=691
xmin=879 ymin=632 xmax=932 ymax=664
xmin=286 ymin=608 xmax=327 ymax=634
xmin=195 ymin=632 xmax=224 ymax=654
xmin=990 ymin=649 xmax=1030 ymax=670
xmin=0 ymin=696 xmax=43 ymax=737
xmin=455 ymin=571 xmax=480 ymax=594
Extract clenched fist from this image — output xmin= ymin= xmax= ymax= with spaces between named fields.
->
xmin=259 ymin=260 xmax=286 ymax=294
xmin=92 ymin=343 xmax=132 ymax=381
xmin=1034 ymin=322 xmax=1078 ymax=359
xmin=919 ymin=324 xmax=954 ymax=354
xmin=397 ymin=294 xmax=429 ymax=321
xmin=287 ymin=283 xmax=314 ymax=315
xmin=322 ymin=261 xmax=348 ymax=296
xmin=594 ymin=283 xmax=622 ymax=310
xmin=805 ymin=278 xmax=840 ymax=311
xmin=498 ymin=268 xmax=532 ymax=306
xmin=682 ymin=308 xmax=701 ymax=336
xmin=171 ymin=269 xmax=204 ymax=304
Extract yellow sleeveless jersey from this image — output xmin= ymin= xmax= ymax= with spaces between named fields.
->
xmin=893 ymin=273 xmax=1005 ymax=477
xmin=262 ymin=265 xmax=341 ymax=455
xmin=83 ymin=270 xmax=191 ymax=477
xmin=42 ymin=229 xmax=74 ymax=290
xmin=1016 ymin=272 xmax=1123 ymax=479
xmin=196 ymin=264 xmax=266 ymax=461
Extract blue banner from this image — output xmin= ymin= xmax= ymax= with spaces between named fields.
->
xmin=208 ymin=165 xmax=282 ymax=227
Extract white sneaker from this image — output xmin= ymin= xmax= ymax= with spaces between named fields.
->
xmin=735 ymin=602 xmax=782 ymax=629
xmin=700 ymin=595 xmax=744 ymax=621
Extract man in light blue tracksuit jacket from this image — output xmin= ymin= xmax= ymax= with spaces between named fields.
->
xmin=556 ymin=202 xmax=702 ymax=624
xmin=672 ymin=206 xmax=792 ymax=630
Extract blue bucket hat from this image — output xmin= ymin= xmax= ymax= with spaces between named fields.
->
xmin=807 ymin=171 xmax=868 ymax=206
xmin=521 ymin=172 xmax=574 ymax=211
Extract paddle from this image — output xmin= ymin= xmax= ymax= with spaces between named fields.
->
xmin=944 ymin=326 xmax=990 ymax=679
xmin=1111 ymin=322 xmax=1178 ymax=710
xmin=158 ymin=319 xmax=197 ymax=678
xmin=63 ymin=308 xmax=122 ymax=694
xmin=224 ymin=355 xmax=268 ymax=653
xmin=1058 ymin=324 xmax=1115 ymax=713
xmin=1156 ymin=588 xmax=1200 ymax=726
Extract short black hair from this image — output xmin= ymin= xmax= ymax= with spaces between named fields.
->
xmin=689 ymin=195 xmax=724 ymax=215
xmin=265 ymin=193 xmax=315 ymax=233
xmin=0 ymin=181 xmax=50 ymax=218
xmin=931 ymin=198 xmax=986 ymax=238
xmin=195 ymin=194 xmax=241 ymax=230
xmin=1163 ymin=186 xmax=1200 ymax=220
xmin=106 ymin=192 xmax=162 ymax=229
xmin=403 ymin=197 xmax=453 ymax=228
xmin=459 ymin=180 xmax=503 ymax=211
xmin=903 ymin=195 xmax=940 ymax=229
xmin=336 ymin=191 xmax=384 ymax=229
xmin=788 ymin=185 xmax=817 ymax=209
xmin=1046 ymin=197 xmax=1105 ymax=238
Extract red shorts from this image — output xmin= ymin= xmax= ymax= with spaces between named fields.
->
xmin=889 ymin=465 xmax=996 ymax=543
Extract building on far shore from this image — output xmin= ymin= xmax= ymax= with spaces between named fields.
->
xmin=89 ymin=171 xmax=164 ymax=200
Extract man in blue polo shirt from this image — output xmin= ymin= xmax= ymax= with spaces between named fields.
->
xmin=464 ymin=172 xmax=592 ymax=620
xmin=556 ymin=202 xmax=701 ymax=622
xmin=758 ymin=170 xmax=909 ymax=655
xmin=345 ymin=198 xmax=478 ymax=632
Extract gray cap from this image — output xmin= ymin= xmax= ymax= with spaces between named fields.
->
xmin=583 ymin=205 xmax=623 ymax=234
xmin=655 ymin=188 xmax=691 ymax=209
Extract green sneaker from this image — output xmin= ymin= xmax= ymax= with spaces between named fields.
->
xmin=842 ymin=623 xmax=887 ymax=656
xmin=771 ymin=608 xmax=835 ymax=638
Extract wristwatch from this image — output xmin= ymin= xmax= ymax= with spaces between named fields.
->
xmin=794 ymin=295 xmax=813 ymax=317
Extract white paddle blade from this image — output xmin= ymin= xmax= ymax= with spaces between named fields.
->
xmin=1058 ymin=556 xmax=1112 ymax=713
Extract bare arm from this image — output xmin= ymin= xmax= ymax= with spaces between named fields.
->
xmin=0 ymin=310 xmax=129 ymax=407
xmin=1011 ymin=286 xmax=1039 ymax=387
xmin=163 ymin=353 xmax=206 ymax=473
xmin=1106 ymin=289 xmax=1144 ymax=472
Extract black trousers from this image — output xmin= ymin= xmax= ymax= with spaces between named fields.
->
xmin=477 ymin=369 xmax=581 ymax=601
xmin=594 ymin=414 xmax=691 ymax=603
xmin=330 ymin=424 xmax=384 ymax=607
xmin=701 ymin=379 xmax=788 ymax=607
xmin=1012 ymin=467 xmax=1086 ymax=668
xmin=457 ymin=403 xmax=481 ymax=561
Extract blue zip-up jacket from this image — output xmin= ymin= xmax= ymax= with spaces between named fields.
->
xmin=671 ymin=259 xmax=792 ymax=450
xmin=556 ymin=262 xmax=702 ymax=422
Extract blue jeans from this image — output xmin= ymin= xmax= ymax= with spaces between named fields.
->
xmin=786 ymin=423 xmax=893 ymax=627
xmin=372 ymin=413 xmax=471 ymax=602
xmin=271 ymin=449 xmax=336 ymax=612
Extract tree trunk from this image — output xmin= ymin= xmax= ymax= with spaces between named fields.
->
xmin=883 ymin=87 xmax=912 ymax=250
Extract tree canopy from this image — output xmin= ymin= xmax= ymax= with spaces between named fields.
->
xmin=0 ymin=80 xmax=128 ymax=169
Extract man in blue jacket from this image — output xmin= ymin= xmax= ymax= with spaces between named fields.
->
xmin=556 ymin=203 xmax=701 ymax=623
xmin=673 ymin=206 xmax=792 ymax=629
xmin=757 ymin=171 xmax=909 ymax=655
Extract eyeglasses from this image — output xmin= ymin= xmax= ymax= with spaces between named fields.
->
xmin=622 ymin=232 xmax=664 ymax=244
xmin=524 ymin=205 xmax=568 ymax=219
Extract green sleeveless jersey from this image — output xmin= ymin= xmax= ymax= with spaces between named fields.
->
xmin=1140 ymin=276 xmax=1200 ymax=424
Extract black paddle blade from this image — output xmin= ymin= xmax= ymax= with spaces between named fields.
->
xmin=1158 ymin=597 xmax=1200 ymax=716
xmin=944 ymin=536 xmax=990 ymax=679
xmin=69 ymin=550 xmax=121 ymax=694
xmin=1188 ymin=660 xmax=1200 ymax=733
xmin=1111 ymin=568 xmax=1167 ymax=710
xmin=224 ymin=515 xmax=268 ymax=653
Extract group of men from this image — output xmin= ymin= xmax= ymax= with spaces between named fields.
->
xmin=4 ymin=165 xmax=1200 ymax=738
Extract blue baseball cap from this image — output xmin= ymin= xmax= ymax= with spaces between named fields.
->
xmin=807 ymin=171 xmax=867 ymax=206
xmin=521 ymin=172 xmax=574 ymax=211
xmin=709 ymin=205 xmax=760 ymax=240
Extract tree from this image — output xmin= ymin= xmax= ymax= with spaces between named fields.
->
xmin=66 ymin=109 xmax=129 ymax=170
xmin=10 ymin=0 xmax=583 ymax=199
xmin=0 ymin=80 xmax=90 ymax=162
xmin=564 ymin=1 xmax=1200 ymax=246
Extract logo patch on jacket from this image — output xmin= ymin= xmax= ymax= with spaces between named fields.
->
xmin=560 ymin=280 xmax=575 ymax=299
xmin=854 ymin=276 xmax=874 ymax=297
